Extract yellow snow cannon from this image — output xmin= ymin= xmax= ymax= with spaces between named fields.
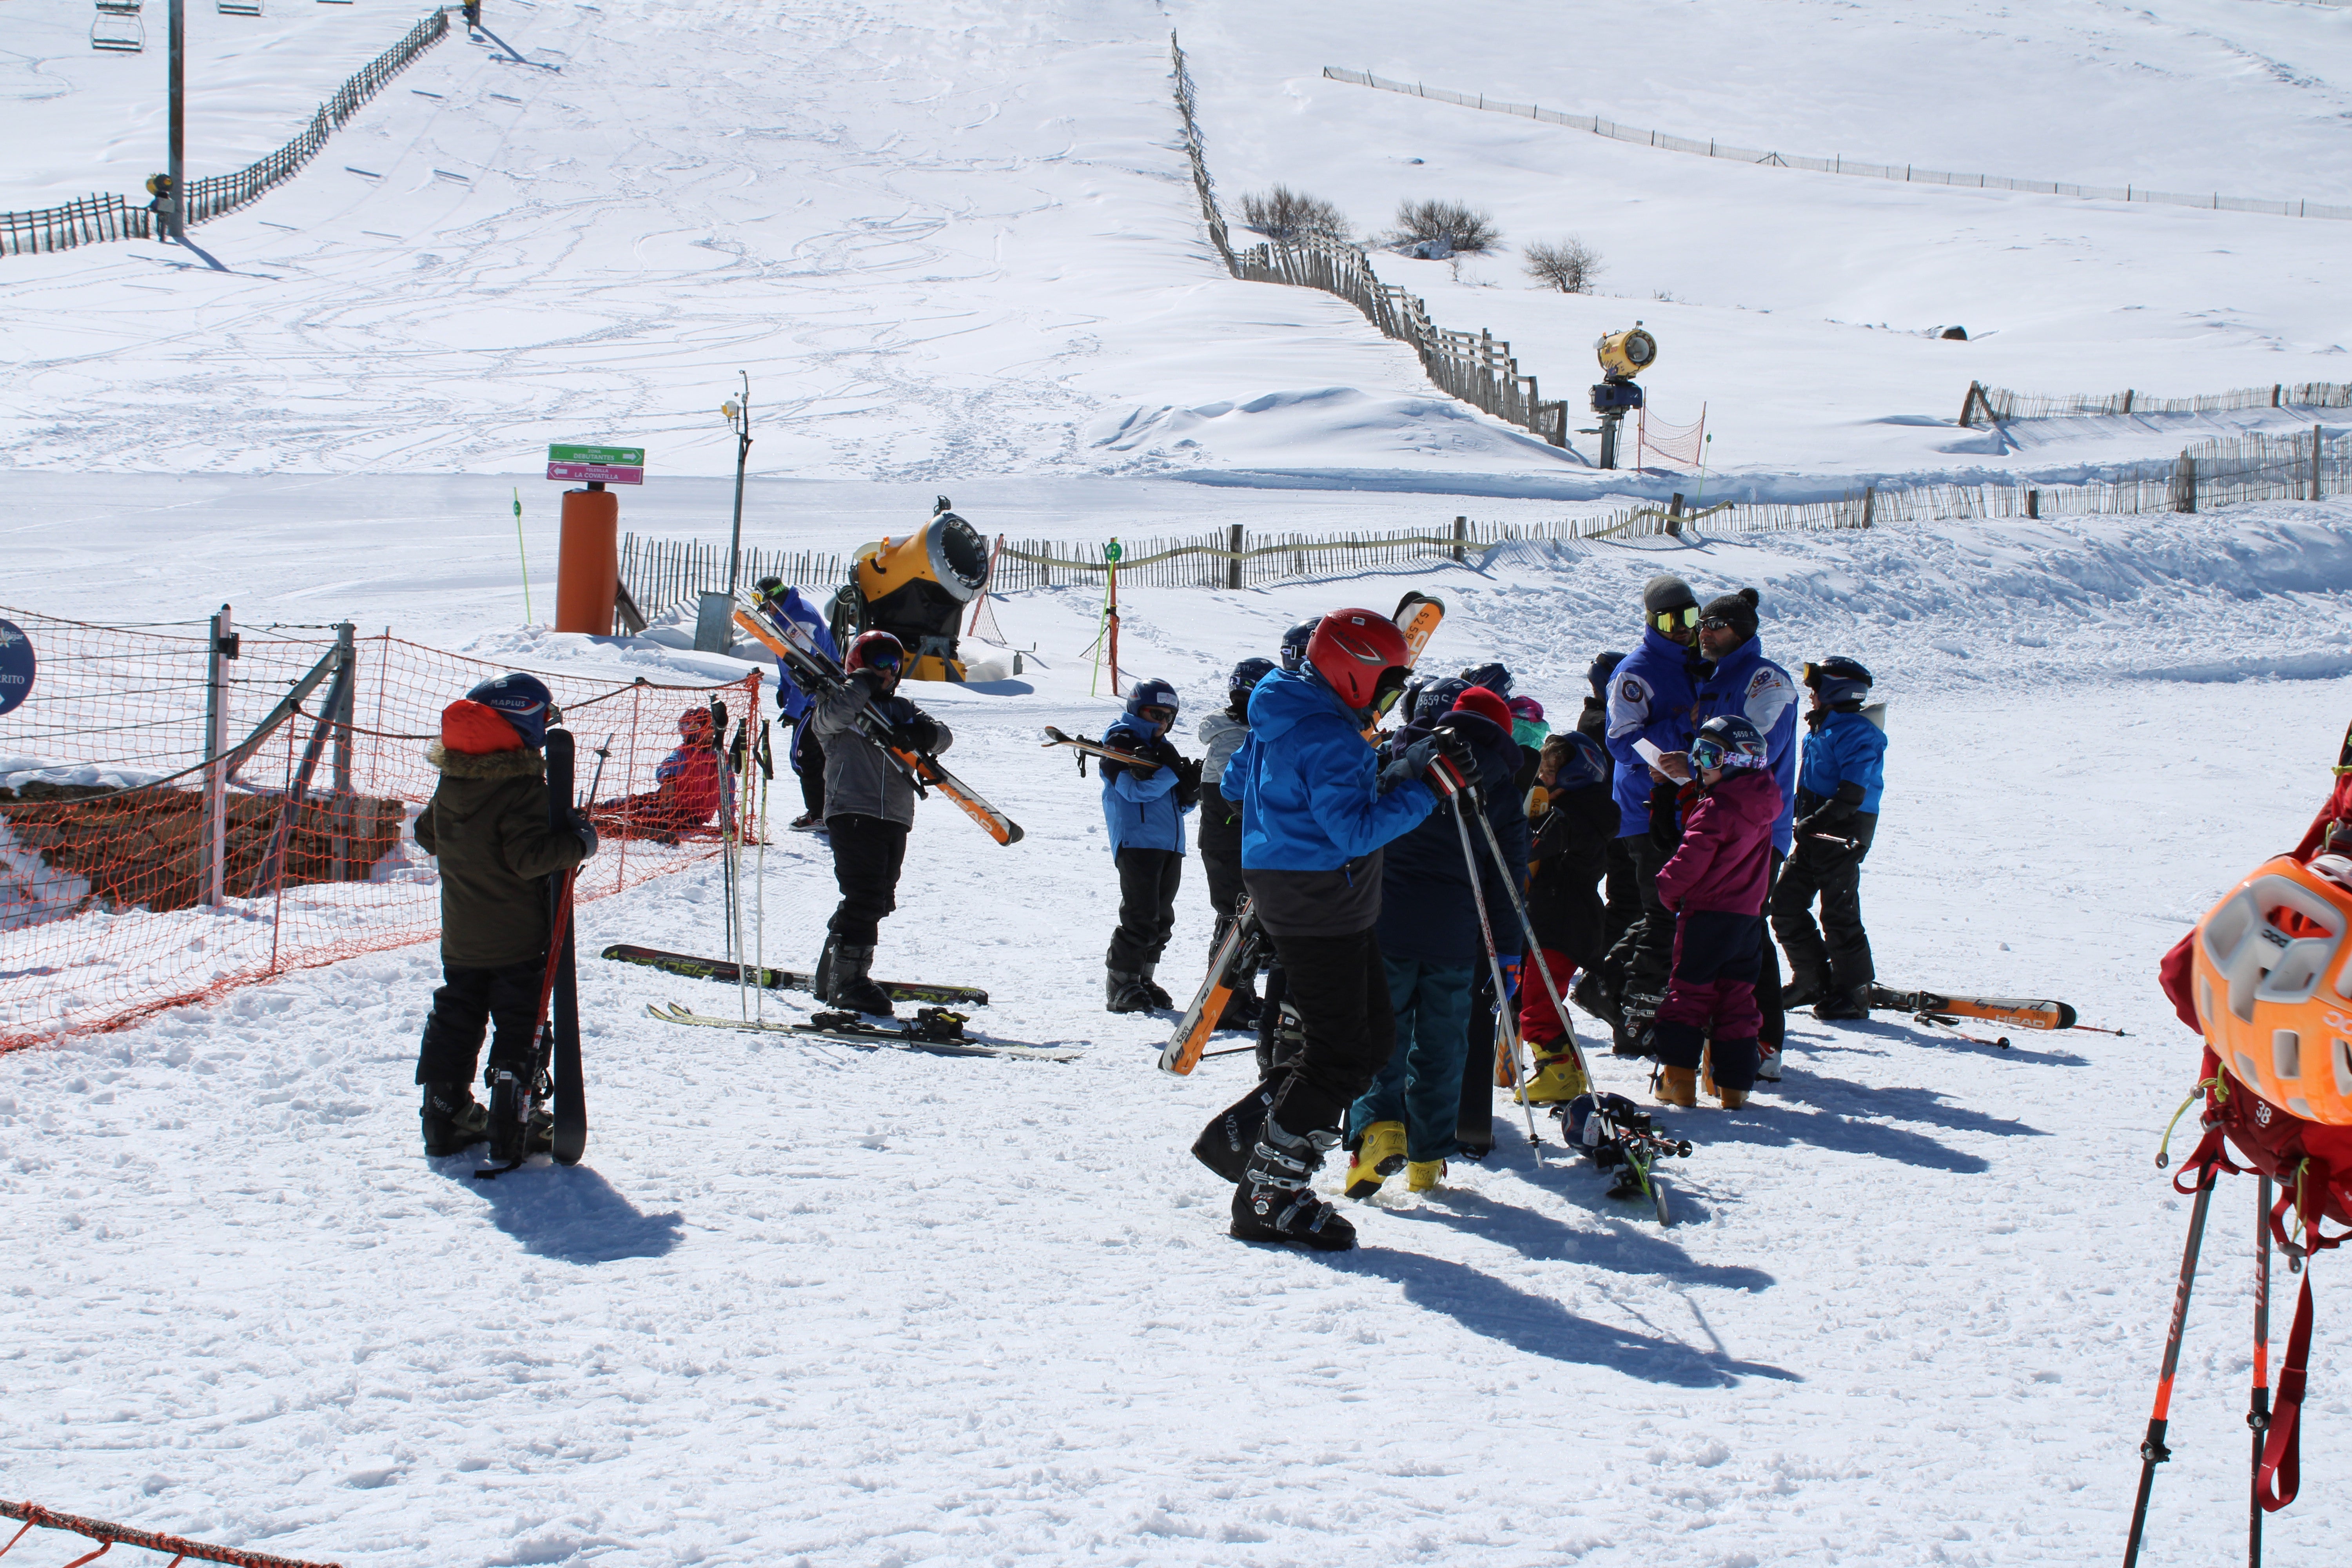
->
xmin=848 ymin=499 xmax=991 ymax=681
xmin=1595 ymin=327 xmax=1658 ymax=381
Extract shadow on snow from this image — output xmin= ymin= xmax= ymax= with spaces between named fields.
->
xmin=437 ymin=1156 xmax=686 ymax=1263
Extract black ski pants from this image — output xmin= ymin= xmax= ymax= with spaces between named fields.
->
xmin=1602 ymin=832 xmax=1677 ymax=1001
xmin=826 ymin=813 xmax=908 ymax=946
xmin=1198 ymin=788 xmax=1245 ymax=924
xmin=1772 ymin=814 xmax=1876 ymax=996
xmin=1264 ymin=926 xmax=1397 ymax=1137
xmin=415 ymin=958 xmax=544 ymax=1086
xmin=1601 ymin=835 xmax=1640 ymax=952
xmin=793 ymin=721 xmax=826 ymax=817
xmin=1107 ymin=847 xmax=1184 ymax=971
xmin=1755 ymin=849 xmax=1786 ymax=1051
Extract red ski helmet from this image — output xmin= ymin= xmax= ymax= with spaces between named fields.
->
xmin=678 ymin=706 xmax=716 ymax=739
xmin=844 ymin=630 xmax=906 ymax=677
xmin=1306 ymin=609 xmax=1413 ymax=716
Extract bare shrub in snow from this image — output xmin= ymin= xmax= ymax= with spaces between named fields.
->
xmin=1524 ymin=237 xmax=1602 ymax=293
xmin=1388 ymin=199 xmax=1499 ymax=258
xmin=1238 ymin=186 xmax=1351 ymax=243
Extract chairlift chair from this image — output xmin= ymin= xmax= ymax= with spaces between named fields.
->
xmin=218 ymin=0 xmax=263 ymax=14
xmin=89 ymin=11 xmax=145 ymax=49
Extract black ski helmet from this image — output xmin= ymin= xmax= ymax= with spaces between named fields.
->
xmin=1587 ymin=650 xmax=1626 ymax=701
xmin=1279 ymin=620 xmax=1316 ymax=672
xmin=1228 ymin=656 xmax=1275 ymax=704
xmin=1124 ymin=677 xmax=1180 ymax=720
xmin=1460 ymin=661 xmax=1513 ymax=697
xmin=1804 ymin=656 xmax=1873 ymax=709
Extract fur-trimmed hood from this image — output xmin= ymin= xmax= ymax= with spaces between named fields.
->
xmin=425 ymin=741 xmax=545 ymax=780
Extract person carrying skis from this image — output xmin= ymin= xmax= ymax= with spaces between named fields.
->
xmin=1198 ymin=657 xmax=1276 ymax=1029
xmin=1651 ymin=714 xmax=1782 ymax=1110
xmin=754 ymin=575 xmax=840 ymax=833
xmin=1598 ymin=577 xmax=1708 ymax=1054
xmin=1773 ymin=657 xmax=1886 ymax=1020
xmin=1343 ymin=684 xmax=1528 ymax=1198
xmin=1517 ymin=729 xmax=1620 ymax=1102
xmin=811 ymin=630 xmax=952 ymax=1017
xmin=589 ymin=705 xmax=725 ymax=840
xmin=1689 ymin=588 xmax=1800 ymax=1077
xmin=1100 ymin=678 xmax=1201 ymax=1013
xmin=1193 ymin=608 xmax=1467 ymax=1250
xmin=411 ymin=673 xmax=597 ymax=1156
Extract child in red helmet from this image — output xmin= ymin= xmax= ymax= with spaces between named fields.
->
xmin=810 ymin=630 xmax=953 ymax=1016
xmin=589 ymin=706 xmax=726 ymax=842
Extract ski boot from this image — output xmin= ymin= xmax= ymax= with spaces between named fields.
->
xmin=1406 ymin=1158 xmax=1446 ymax=1194
xmin=1815 ymin=989 xmax=1869 ymax=1022
xmin=1105 ymin=969 xmax=1154 ymax=1014
xmin=1655 ymin=1065 xmax=1698 ymax=1108
xmin=1779 ymin=977 xmax=1825 ymax=1012
xmin=1254 ymin=996 xmax=1304 ymax=1081
xmin=829 ymin=943 xmax=895 ymax=1016
xmin=1193 ymin=1081 xmax=1276 ymax=1183
xmin=1138 ymin=962 xmax=1175 ymax=1011
xmin=1214 ymin=985 xmax=1262 ymax=1034
xmin=1572 ymin=969 xmax=1621 ymax=1031
xmin=1344 ymin=1120 xmax=1406 ymax=1199
xmin=1754 ymin=1040 xmax=1784 ymax=1082
xmin=1612 ymin=989 xmax=1662 ymax=1057
xmin=1515 ymin=1050 xmax=1591 ymax=1105
xmin=788 ymin=810 xmax=826 ymax=833
xmin=1230 ymin=1118 xmax=1355 ymax=1250
xmin=420 ymin=1083 xmax=489 ymax=1156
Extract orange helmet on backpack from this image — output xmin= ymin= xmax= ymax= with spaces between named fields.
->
xmin=2190 ymin=853 xmax=2352 ymax=1124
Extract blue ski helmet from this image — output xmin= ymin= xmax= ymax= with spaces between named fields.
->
xmin=1548 ymin=729 xmax=1608 ymax=790
xmin=1588 ymin=650 xmax=1626 ymax=701
xmin=1804 ymin=655 xmax=1874 ymax=710
xmin=1461 ymin=661 xmax=1513 ymax=697
xmin=1688 ymin=713 xmax=1768 ymax=774
xmin=464 ymin=673 xmax=554 ymax=749
xmin=1228 ymin=656 xmax=1275 ymax=703
xmin=1125 ymin=677 xmax=1180 ymax=722
xmin=1415 ymin=675 xmax=1470 ymax=725
xmin=1279 ymin=620 xmax=1316 ymax=673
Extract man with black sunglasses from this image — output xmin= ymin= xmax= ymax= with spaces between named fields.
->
xmin=1596 ymin=575 xmax=1710 ymax=1055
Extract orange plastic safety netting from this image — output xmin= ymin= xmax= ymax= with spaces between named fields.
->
xmin=1638 ymin=403 xmax=1708 ymax=472
xmin=0 ymin=606 xmax=760 ymax=1054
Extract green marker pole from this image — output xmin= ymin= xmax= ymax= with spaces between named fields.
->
xmin=514 ymin=487 xmax=533 ymax=622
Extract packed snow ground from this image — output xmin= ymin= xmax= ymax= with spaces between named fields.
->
xmin=3 ymin=0 xmax=2348 ymax=492
xmin=10 ymin=504 xmax=2352 ymax=1564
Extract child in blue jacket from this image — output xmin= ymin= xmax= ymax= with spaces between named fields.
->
xmin=1100 ymin=679 xmax=1200 ymax=1013
xmin=1770 ymin=657 xmax=1887 ymax=1020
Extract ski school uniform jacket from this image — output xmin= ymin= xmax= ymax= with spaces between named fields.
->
xmin=1222 ymin=667 xmax=1436 ymax=937
xmin=764 ymin=586 xmax=839 ymax=734
xmin=1655 ymin=770 xmax=1783 ymax=918
xmin=1098 ymin=715 xmax=1192 ymax=857
xmin=414 ymin=742 xmax=591 ymax=971
xmin=1373 ymin=710 xmax=1530 ymax=967
xmin=1798 ymin=709 xmax=1887 ymax=818
xmin=1526 ymin=778 xmax=1621 ymax=965
xmin=810 ymin=674 xmax=951 ymax=829
xmin=1695 ymin=637 xmax=1800 ymax=855
xmin=1605 ymin=627 xmax=1705 ymax=838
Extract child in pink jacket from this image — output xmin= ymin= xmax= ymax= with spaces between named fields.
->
xmin=1651 ymin=714 xmax=1783 ymax=1109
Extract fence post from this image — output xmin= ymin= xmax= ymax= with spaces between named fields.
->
xmin=1227 ymin=524 xmax=1243 ymax=590
xmin=1860 ymin=486 xmax=1877 ymax=529
xmin=2316 ymin=427 xmax=2327 ymax=502
xmin=2123 ymin=389 xmax=2134 ymax=415
xmin=202 ymin=604 xmax=235 ymax=907
xmin=1666 ymin=494 xmax=1684 ymax=537
xmin=331 ymin=621 xmax=356 ymax=880
xmin=1452 ymin=515 xmax=1466 ymax=562
xmin=2026 ymin=488 xmax=2039 ymax=519
xmin=2175 ymin=453 xmax=2197 ymax=514
xmin=2274 ymin=385 xmax=2284 ymax=408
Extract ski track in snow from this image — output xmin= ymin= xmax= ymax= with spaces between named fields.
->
xmin=9 ymin=507 xmax=2352 ymax=1563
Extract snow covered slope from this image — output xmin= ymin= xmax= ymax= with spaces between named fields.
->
xmin=9 ymin=504 xmax=2352 ymax=1564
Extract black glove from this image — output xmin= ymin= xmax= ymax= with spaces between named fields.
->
xmin=1380 ymin=734 xmax=1442 ymax=793
xmin=571 ymin=812 xmax=599 ymax=859
xmin=892 ymin=716 xmax=940 ymax=753
xmin=1173 ymin=755 xmax=1203 ymax=809
xmin=1432 ymin=724 xmax=1478 ymax=784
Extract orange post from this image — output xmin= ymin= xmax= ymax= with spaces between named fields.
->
xmin=554 ymin=487 xmax=619 ymax=633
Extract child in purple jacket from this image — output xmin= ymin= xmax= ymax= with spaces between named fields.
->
xmin=1651 ymin=714 xmax=1782 ymax=1109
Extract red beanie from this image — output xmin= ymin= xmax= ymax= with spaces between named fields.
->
xmin=441 ymin=698 xmax=524 ymax=755
xmin=1451 ymin=686 xmax=1514 ymax=733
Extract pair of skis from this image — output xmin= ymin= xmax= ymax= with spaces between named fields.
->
xmin=646 ymin=1001 xmax=1078 ymax=1061
xmin=602 ymin=943 xmax=989 ymax=1006
xmin=1860 ymin=984 xmax=2076 ymax=1033
xmin=731 ymin=590 xmax=1022 ymax=845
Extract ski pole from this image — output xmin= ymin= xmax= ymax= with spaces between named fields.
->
xmin=2250 ymin=1174 xmax=2272 ymax=1568
xmin=2123 ymin=1166 xmax=2217 ymax=1568
xmin=2073 ymin=1023 xmax=2131 ymax=1036
xmin=1432 ymin=763 xmax=1542 ymax=1158
xmin=1463 ymin=788 xmax=1594 ymax=1088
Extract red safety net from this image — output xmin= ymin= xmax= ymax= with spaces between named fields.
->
xmin=0 ymin=606 xmax=759 ymax=1054
xmin=2 ymin=1497 xmax=341 ymax=1567
xmin=1638 ymin=402 xmax=1708 ymax=472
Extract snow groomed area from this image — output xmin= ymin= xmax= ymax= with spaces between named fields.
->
xmin=7 ymin=0 xmax=2352 ymax=1563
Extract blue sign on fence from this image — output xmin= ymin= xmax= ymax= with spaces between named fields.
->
xmin=0 ymin=619 xmax=35 ymax=715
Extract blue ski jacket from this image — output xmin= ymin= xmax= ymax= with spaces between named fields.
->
xmin=1604 ymin=626 xmax=1704 ymax=837
xmin=1099 ymin=713 xmax=1191 ymax=855
xmin=1799 ymin=709 xmax=1887 ymax=814
xmin=1223 ymin=667 xmax=1435 ymax=871
xmin=1695 ymin=636 xmax=1801 ymax=855
xmin=762 ymin=586 xmax=840 ymax=733
xmin=1374 ymin=710 xmax=1528 ymax=965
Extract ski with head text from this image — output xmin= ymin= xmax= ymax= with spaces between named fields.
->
xmin=1861 ymin=986 xmax=2076 ymax=1031
xmin=601 ymin=943 xmax=988 ymax=1006
xmin=646 ymin=1002 xmax=1077 ymax=1060
xmin=731 ymin=592 xmax=1023 ymax=845
xmin=1161 ymin=898 xmax=1266 ymax=1076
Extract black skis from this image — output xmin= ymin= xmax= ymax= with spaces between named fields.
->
xmin=600 ymin=943 xmax=989 ymax=1006
xmin=477 ymin=727 xmax=585 ymax=1179
xmin=647 ymin=1001 xmax=1079 ymax=1061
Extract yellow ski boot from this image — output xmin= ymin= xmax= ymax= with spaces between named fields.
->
xmin=1656 ymin=1065 xmax=1699 ymax=1108
xmin=1406 ymin=1158 xmax=1447 ymax=1194
xmin=1345 ymin=1120 xmax=1407 ymax=1198
xmin=1515 ymin=1050 xmax=1590 ymax=1105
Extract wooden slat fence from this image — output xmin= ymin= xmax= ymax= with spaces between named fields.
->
xmin=1170 ymin=34 xmax=1568 ymax=449
xmin=1323 ymin=66 xmax=2352 ymax=224
xmin=617 ymin=535 xmax=848 ymax=618
xmin=0 ymin=193 xmax=152 ymax=258
xmin=1960 ymin=378 xmax=2352 ymax=426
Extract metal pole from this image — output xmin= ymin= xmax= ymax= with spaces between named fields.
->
xmin=2250 ymin=1174 xmax=2273 ymax=1568
xmin=1433 ymin=767 xmax=1542 ymax=1157
xmin=202 ymin=604 xmax=233 ymax=906
xmin=726 ymin=372 xmax=750 ymax=597
xmin=167 ymin=0 xmax=186 ymax=241
xmin=330 ymin=621 xmax=355 ymax=880
xmin=2124 ymin=1169 xmax=2217 ymax=1568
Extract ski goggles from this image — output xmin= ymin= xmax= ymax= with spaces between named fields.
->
xmin=1688 ymin=733 xmax=1763 ymax=772
xmin=1368 ymin=666 xmax=1411 ymax=720
xmin=864 ymin=648 xmax=902 ymax=671
xmin=1138 ymin=704 xmax=1176 ymax=726
xmin=1651 ymin=605 xmax=1700 ymax=634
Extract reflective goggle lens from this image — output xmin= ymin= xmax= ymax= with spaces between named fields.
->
xmin=868 ymin=649 xmax=901 ymax=669
xmin=1653 ymin=606 xmax=1699 ymax=632
xmin=1141 ymin=705 xmax=1175 ymax=724
xmin=1689 ymin=738 xmax=1724 ymax=771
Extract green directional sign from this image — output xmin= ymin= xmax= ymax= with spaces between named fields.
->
xmin=548 ymin=444 xmax=644 ymax=466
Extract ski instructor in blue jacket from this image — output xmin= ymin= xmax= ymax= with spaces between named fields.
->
xmin=1191 ymin=608 xmax=1469 ymax=1252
